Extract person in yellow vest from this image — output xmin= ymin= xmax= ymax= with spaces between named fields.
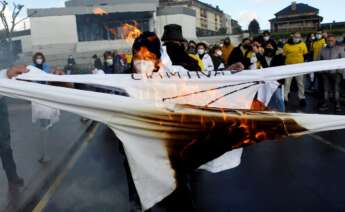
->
xmin=283 ymin=32 xmax=308 ymax=107
xmin=312 ymin=31 xmax=327 ymax=61
xmin=222 ymin=37 xmax=234 ymax=64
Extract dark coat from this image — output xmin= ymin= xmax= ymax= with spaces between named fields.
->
xmin=165 ymin=42 xmax=201 ymax=71
xmin=227 ymin=46 xmax=268 ymax=69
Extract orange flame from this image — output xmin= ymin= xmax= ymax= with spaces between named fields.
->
xmin=122 ymin=23 xmax=142 ymax=43
xmin=93 ymin=7 xmax=108 ymax=16
xmin=133 ymin=47 xmax=158 ymax=61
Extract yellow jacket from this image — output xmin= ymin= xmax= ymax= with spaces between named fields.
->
xmin=283 ymin=42 xmax=308 ymax=65
xmin=189 ymin=54 xmax=205 ymax=71
xmin=312 ymin=38 xmax=326 ymax=61
xmin=222 ymin=45 xmax=234 ymax=64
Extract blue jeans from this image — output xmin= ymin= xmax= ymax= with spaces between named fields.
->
xmin=268 ymin=87 xmax=285 ymax=112
xmin=0 ymin=98 xmax=19 ymax=182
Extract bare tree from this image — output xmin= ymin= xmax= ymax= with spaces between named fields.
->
xmin=0 ymin=1 xmax=35 ymax=62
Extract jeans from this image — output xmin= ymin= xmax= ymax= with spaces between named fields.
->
xmin=268 ymin=87 xmax=285 ymax=112
xmin=0 ymin=98 xmax=19 ymax=182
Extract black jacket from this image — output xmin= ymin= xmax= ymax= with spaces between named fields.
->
xmin=228 ymin=46 xmax=268 ymax=69
xmin=165 ymin=42 xmax=201 ymax=71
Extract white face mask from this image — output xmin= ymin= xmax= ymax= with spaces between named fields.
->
xmin=197 ymin=49 xmax=205 ymax=55
xmin=316 ymin=34 xmax=322 ymax=40
xmin=133 ymin=60 xmax=155 ymax=75
xmin=264 ymin=36 xmax=270 ymax=41
xmin=293 ymin=38 xmax=301 ymax=43
xmin=35 ymin=59 xmax=43 ymax=65
xmin=106 ymin=59 xmax=113 ymax=66
xmin=216 ymin=50 xmax=223 ymax=56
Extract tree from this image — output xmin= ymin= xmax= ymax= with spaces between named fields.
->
xmin=248 ymin=19 xmax=260 ymax=35
xmin=0 ymin=1 xmax=35 ymax=62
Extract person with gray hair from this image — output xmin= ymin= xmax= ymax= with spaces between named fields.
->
xmin=0 ymin=65 xmax=28 ymax=190
xmin=317 ymin=34 xmax=345 ymax=112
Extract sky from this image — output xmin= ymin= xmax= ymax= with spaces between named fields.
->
xmin=6 ymin=0 xmax=345 ymax=30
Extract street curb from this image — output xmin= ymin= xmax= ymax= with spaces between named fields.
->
xmin=2 ymin=121 xmax=97 ymax=212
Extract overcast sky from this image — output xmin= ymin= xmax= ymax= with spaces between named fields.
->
xmin=10 ymin=0 xmax=345 ymax=30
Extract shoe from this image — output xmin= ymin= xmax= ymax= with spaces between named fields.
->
xmin=319 ymin=103 xmax=329 ymax=112
xmin=299 ymin=99 xmax=307 ymax=107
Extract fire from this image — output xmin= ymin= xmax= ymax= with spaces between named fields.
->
xmin=93 ymin=7 xmax=108 ymax=16
xmin=133 ymin=47 xmax=158 ymax=61
xmin=122 ymin=23 xmax=142 ymax=43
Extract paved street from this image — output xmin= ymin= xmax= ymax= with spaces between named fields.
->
xmin=0 ymin=98 xmax=91 ymax=212
xmin=20 ymin=93 xmax=345 ymax=212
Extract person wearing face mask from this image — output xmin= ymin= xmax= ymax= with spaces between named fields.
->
xmin=263 ymin=42 xmax=286 ymax=112
xmin=222 ymin=37 xmax=234 ymax=64
xmin=262 ymin=31 xmax=277 ymax=50
xmin=312 ymin=31 xmax=327 ymax=61
xmin=196 ymin=42 xmax=214 ymax=71
xmin=187 ymin=40 xmax=197 ymax=54
xmin=129 ymin=32 xmax=162 ymax=75
xmin=32 ymin=52 xmax=50 ymax=73
xmin=245 ymin=38 xmax=268 ymax=70
xmin=317 ymin=34 xmax=345 ymax=112
xmin=210 ymin=45 xmax=225 ymax=70
xmin=103 ymin=51 xmax=115 ymax=74
xmin=283 ymin=32 xmax=308 ymax=107
xmin=161 ymin=24 xmax=201 ymax=72
xmin=227 ymin=38 xmax=252 ymax=69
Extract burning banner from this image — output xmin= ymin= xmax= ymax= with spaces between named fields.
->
xmin=1 ymin=59 xmax=345 ymax=210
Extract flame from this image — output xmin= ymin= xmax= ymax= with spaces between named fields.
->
xmin=122 ymin=23 xmax=142 ymax=43
xmin=133 ymin=47 xmax=157 ymax=61
xmin=93 ymin=7 xmax=108 ymax=16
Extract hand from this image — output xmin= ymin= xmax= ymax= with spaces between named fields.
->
xmin=7 ymin=65 xmax=28 ymax=78
xmin=229 ymin=62 xmax=244 ymax=72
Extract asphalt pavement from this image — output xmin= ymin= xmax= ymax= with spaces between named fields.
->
xmin=21 ymin=93 xmax=345 ymax=212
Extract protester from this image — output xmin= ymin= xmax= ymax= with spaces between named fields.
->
xmin=317 ymin=34 xmax=345 ymax=112
xmin=32 ymin=52 xmax=50 ymax=73
xmin=305 ymin=33 xmax=315 ymax=62
xmin=103 ymin=51 xmax=115 ymax=74
xmin=263 ymin=42 xmax=286 ymax=112
xmin=129 ymin=32 xmax=162 ymax=75
xmin=66 ymin=55 xmax=76 ymax=75
xmin=283 ymin=32 xmax=308 ymax=107
xmin=0 ymin=65 xmax=28 ymax=190
xmin=161 ymin=24 xmax=201 ymax=71
xmin=227 ymin=38 xmax=252 ymax=68
xmin=246 ymin=37 xmax=267 ymax=70
xmin=313 ymin=31 xmax=327 ymax=61
xmin=262 ymin=31 xmax=277 ymax=50
xmin=196 ymin=42 xmax=214 ymax=71
xmin=222 ymin=37 xmax=234 ymax=63
xmin=210 ymin=45 xmax=225 ymax=70
xmin=113 ymin=50 xmax=128 ymax=74
xmin=187 ymin=40 xmax=197 ymax=54
xmin=92 ymin=54 xmax=103 ymax=70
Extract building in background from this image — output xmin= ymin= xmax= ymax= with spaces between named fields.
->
xmin=12 ymin=0 xmax=241 ymax=66
xmin=159 ymin=0 xmax=234 ymax=36
xmin=270 ymin=2 xmax=323 ymax=33
xmin=16 ymin=0 xmax=198 ymax=65
xmin=321 ymin=21 xmax=345 ymax=34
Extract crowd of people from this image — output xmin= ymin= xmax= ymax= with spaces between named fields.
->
xmin=68 ymin=25 xmax=344 ymax=113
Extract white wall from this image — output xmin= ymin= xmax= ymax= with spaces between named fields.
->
xmin=76 ymin=40 xmax=132 ymax=53
xmin=30 ymin=15 xmax=78 ymax=46
xmin=156 ymin=14 xmax=197 ymax=40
